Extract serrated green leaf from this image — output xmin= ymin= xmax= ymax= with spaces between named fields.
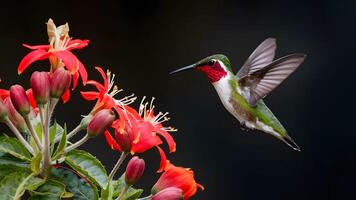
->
xmin=0 ymin=172 xmax=44 ymax=200
xmin=65 ymin=149 xmax=108 ymax=189
xmin=52 ymin=124 xmax=67 ymax=160
xmin=31 ymin=153 xmax=42 ymax=175
xmin=0 ymin=136 xmax=31 ymax=161
xmin=113 ymin=174 xmax=143 ymax=200
xmin=29 ymin=179 xmax=65 ymax=200
xmin=49 ymin=122 xmax=64 ymax=154
xmin=51 ymin=167 xmax=99 ymax=200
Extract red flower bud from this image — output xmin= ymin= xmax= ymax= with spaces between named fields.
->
xmin=152 ymin=187 xmax=183 ymax=200
xmin=30 ymin=71 xmax=51 ymax=104
xmin=50 ymin=67 xmax=71 ymax=98
xmin=3 ymin=98 xmax=26 ymax=132
xmin=125 ymin=156 xmax=145 ymax=185
xmin=114 ymin=123 xmax=134 ymax=152
xmin=0 ymin=99 xmax=8 ymax=122
xmin=10 ymin=85 xmax=30 ymax=116
xmin=87 ymin=109 xmax=115 ymax=137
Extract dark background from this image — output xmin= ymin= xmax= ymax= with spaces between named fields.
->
xmin=0 ymin=0 xmax=355 ymax=199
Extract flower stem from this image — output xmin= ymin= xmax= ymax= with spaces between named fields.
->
xmin=4 ymin=117 xmax=34 ymax=155
xmin=48 ymin=98 xmax=58 ymax=119
xmin=137 ymin=195 xmax=153 ymax=200
xmin=24 ymin=115 xmax=42 ymax=151
xmin=116 ymin=184 xmax=129 ymax=200
xmin=65 ymin=134 xmax=90 ymax=153
xmin=39 ymin=104 xmax=51 ymax=178
xmin=109 ymin=152 xmax=128 ymax=180
xmin=66 ymin=125 xmax=84 ymax=141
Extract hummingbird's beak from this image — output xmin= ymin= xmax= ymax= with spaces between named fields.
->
xmin=169 ymin=64 xmax=196 ymax=75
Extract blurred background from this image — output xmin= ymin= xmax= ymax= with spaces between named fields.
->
xmin=0 ymin=0 xmax=355 ymax=199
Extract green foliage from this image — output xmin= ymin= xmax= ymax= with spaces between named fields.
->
xmin=49 ymin=121 xmax=64 ymax=154
xmin=52 ymin=124 xmax=67 ymax=160
xmin=0 ymin=172 xmax=44 ymax=200
xmin=0 ymin=136 xmax=31 ymax=161
xmin=31 ymin=153 xmax=42 ymax=175
xmin=29 ymin=179 xmax=65 ymax=200
xmin=51 ymin=167 xmax=99 ymax=200
xmin=112 ymin=174 xmax=143 ymax=200
xmin=65 ymin=149 xmax=109 ymax=189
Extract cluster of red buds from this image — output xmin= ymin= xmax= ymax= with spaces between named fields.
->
xmin=0 ymin=19 xmax=203 ymax=200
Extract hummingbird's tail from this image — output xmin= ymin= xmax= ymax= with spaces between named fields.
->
xmin=281 ymin=134 xmax=301 ymax=151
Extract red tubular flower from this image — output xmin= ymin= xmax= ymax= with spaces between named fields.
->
xmin=50 ymin=67 xmax=72 ymax=102
xmin=81 ymin=67 xmax=136 ymax=115
xmin=18 ymin=19 xmax=89 ymax=100
xmin=152 ymin=187 xmax=183 ymax=200
xmin=152 ymin=162 xmax=204 ymax=200
xmin=87 ymin=109 xmax=116 ymax=138
xmin=104 ymin=98 xmax=177 ymax=172
xmin=3 ymin=98 xmax=26 ymax=132
xmin=30 ymin=71 xmax=51 ymax=104
xmin=125 ymin=156 xmax=145 ymax=185
xmin=10 ymin=85 xmax=31 ymax=116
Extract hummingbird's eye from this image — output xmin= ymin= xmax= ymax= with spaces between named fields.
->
xmin=208 ymin=60 xmax=215 ymax=66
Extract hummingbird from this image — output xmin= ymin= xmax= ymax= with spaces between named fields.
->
xmin=170 ymin=38 xmax=306 ymax=151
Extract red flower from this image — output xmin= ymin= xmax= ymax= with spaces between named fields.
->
xmin=18 ymin=19 xmax=89 ymax=94
xmin=152 ymin=162 xmax=204 ymax=200
xmin=81 ymin=67 xmax=136 ymax=115
xmin=104 ymin=98 xmax=177 ymax=172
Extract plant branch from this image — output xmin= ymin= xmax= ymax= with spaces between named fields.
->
xmin=4 ymin=117 xmax=34 ymax=155
xmin=65 ymin=134 xmax=90 ymax=153
xmin=24 ymin=115 xmax=42 ymax=151
xmin=137 ymin=195 xmax=153 ymax=200
xmin=116 ymin=184 xmax=129 ymax=200
xmin=39 ymin=104 xmax=51 ymax=178
xmin=109 ymin=152 xmax=128 ymax=181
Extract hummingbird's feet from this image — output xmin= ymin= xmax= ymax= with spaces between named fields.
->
xmin=240 ymin=122 xmax=252 ymax=132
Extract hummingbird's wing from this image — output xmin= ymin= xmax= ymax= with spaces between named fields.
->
xmin=238 ymin=54 xmax=306 ymax=106
xmin=236 ymin=38 xmax=277 ymax=79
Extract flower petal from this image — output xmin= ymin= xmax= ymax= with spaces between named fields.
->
xmin=80 ymin=91 xmax=99 ymax=101
xmin=156 ymin=145 xmax=168 ymax=173
xmin=78 ymin=61 xmax=88 ymax=85
xmin=86 ymin=80 xmax=105 ymax=93
xmin=154 ymin=127 xmax=176 ymax=153
xmin=94 ymin=67 xmax=108 ymax=91
xmin=18 ymin=49 xmax=50 ymax=74
xmin=104 ymin=130 xmax=122 ymax=151
xmin=66 ymin=39 xmax=90 ymax=50
xmin=0 ymin=89 xmax=9 ymax=99
xmin=132 ymin=130 xmax=162 ymax=153
xmin=72 ymin=71 xmax=79 ymax=90
xmin=61 ymin=89 xmax=70 ymax=103
xmin=52 ymin=50 xmax=80 ymax=74
xmin=23 ymin=44 xmax=50 ymax=50
xmin=25 ymin=89 xmax=37 ymax=108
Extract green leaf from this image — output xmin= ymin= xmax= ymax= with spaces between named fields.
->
xmin=49 ymin=122 xmax=64 ymax=154
xmin=0 ymin=136 xmax=31 ymax=161
xmin=122 ymin=188 xmax=143 ymax=200
xmin=0 ymin=164 xmax=30 ymax=180
xmin=34 ymin=122 xmax=43 ymax=142
xmin=52 ymin=124 xmax=67 ymax=160
xmin=31 ymin=153 xmax=42 ymax=175
xmin=0 ymin=172 xmax=44 ymax=200
xmin=65 ymin=149 xmax=108 ymax=189
xmin=29 ymin=179 xmax=65 ymax=200
xmin=113 ymin=174 xmax=143 ymax=200
xmin=0 ymin=154 xmax=30 ymax=168
xmin=101 ymin=180 xmax=113 ymax=200
xmin=51 ymin=167 xmax=99 ymax=200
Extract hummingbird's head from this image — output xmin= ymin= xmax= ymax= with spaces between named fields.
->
xmin=170 ymin=54 xmax=232 ymax=83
